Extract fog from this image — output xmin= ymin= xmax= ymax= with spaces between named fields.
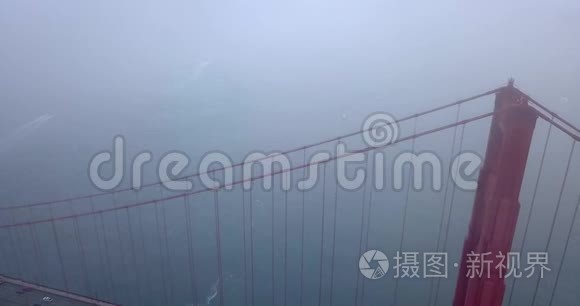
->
xmin=1 ymin=0 xmax=579 ymax=199
xmin=1 ymin=1 xmax=579 ymax=306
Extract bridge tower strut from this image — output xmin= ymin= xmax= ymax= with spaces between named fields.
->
xmin=453 ymin=80 xmax=538 ymax=306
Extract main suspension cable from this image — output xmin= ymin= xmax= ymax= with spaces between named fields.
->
xmin=0 ymin=111 xmax=497 ymax=230
xmin=1 ymin=88 xmax=502 ymax=211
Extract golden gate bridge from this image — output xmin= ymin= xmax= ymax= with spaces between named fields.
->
xmin=0 ymin=81 xmax=579 ymax=306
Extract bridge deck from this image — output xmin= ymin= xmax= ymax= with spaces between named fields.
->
xmin=0 ymin=275 xmax=117 ymax=306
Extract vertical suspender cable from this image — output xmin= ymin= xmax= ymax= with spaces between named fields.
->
xmin=242 ymin=189 xmax=249 ymax=306
xmin=0 ymin=221 xmax=11 ymax=275
xmin=136 ymin=190 xmax=154 ymax=303
xmin=125 ymin=206 xmax=141 ymax=305
xmin=14 ymin=214 xmax=30 ymax=282
xmin=48 ymin=203 xmax=69 ymax=291
xmin=214 ymin=190 xmax=225 ymax=306
xmin=434 ymin=123 xmax=466 ymax=306
xmin=328 ymin=142 xmax=341 ymax=306
xmin=360 ymin=178 xmax=375 ymax=305
xmin=271 ymin=177 xmax=276 ymax=306
xmin=7 ymin=214 xmax=23 ymax=278
xmin=111 ymin=193 xmax=127 ymax=274
xmin=317 ymin=163 xmax=328 ymax=306
xmin=507 ymin=119 xmax=553 ymax=306
xmin=12 ymin=220 xmax=26 ymax=279
xmin=0 ymin=224 xmax=6 ymax=274
xmin=154 ymin=200 xmax=169 ymax=306
xmin=249 ymin=186 xmax=256 ymax=306
xmin=93 ymin=197 xmax=115 ymax=300
xmin=28 ymin=207 xmax=46 ymax=283
xmin=393 ymin=117 xmax=418 ymax=306
xmin=161 ymin=192 xmax=174 ymax=305
xmin=111 ymin=192 xmax=133 ymax=305
xmin=530 ymin=141 xmax=576 ymax=306
xmin=548 ymin=195 xmax=580 ymax=306
xmin=299 ymin=148 xmax=307 ymax=306
xmin=184 ymin=194 xmax=199 ymax=304
xmin=428 ymin=105 xmax=461 ymax=306
xmin=69 ymin=200 xmax=91 ymax=295
xmin=283 ymin=190 xmax=289 ymax=306
xmin=354 ymin=157 xmax=370 ymax=306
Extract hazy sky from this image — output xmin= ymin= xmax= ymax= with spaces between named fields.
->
xmin=1 ymin=0 xmax=579 ymax=201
